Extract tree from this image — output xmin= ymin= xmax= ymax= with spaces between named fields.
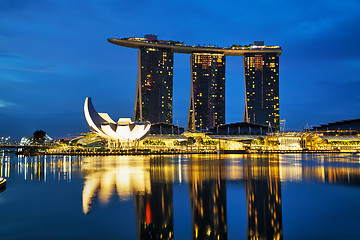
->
xmin=187 ymin=137 xmax=196 ymax=145
xmin=195 ymin=136 xmax=203 ymax=145
xmin=33 ymin=130 xmax=46 ymax=144
xmin=257 ymin=137 xmax=265 ymax=145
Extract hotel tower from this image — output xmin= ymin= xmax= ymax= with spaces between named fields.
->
xmin=187 ymin=53 xmax=225 ymax=132
xmin=133 ymin=35 xmax=173 ymax=124
xmin=108 ymin=36 xmax=281 ymax=131
xmin=243 ymin=43 xmax=280 ymax=129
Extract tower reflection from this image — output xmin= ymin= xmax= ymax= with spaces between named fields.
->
xmin=134 ymin=157 xmax=173 ymax=240
xmin=244 ymin=155 xmax=283 ymax=240
xmin=188 ymin=156 xmax=227 ymax=240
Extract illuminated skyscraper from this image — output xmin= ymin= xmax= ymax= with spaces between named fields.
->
xmin=187 ymin=53 xmax=225 ymax=132
xmin=134 ymin=47 xmax=173 ymax=124
xmin=244 ymin=50 xmax=280 ymax=130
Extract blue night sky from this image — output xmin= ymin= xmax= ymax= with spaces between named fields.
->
xmin=1 ymin=0 xmax=360 ymax=140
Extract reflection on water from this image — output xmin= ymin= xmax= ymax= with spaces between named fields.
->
xmin=188 ymin=158 xmax=227 ymax=239
xmin=277 ymin=154 xmax=360 ymax=185
xmin=1 ymin=154 xmax=77 ymax=182
xmin=1 ymin=153 xmax=360 ymax=239
xmin=244 ymin=155 xmax=282 ymax=240
xmin=0 ymin=155 xmax=10 ymax=178
xmin=134 ymin=158 xmax=173 ymax=240
xmin=82 ymin=156 xmax=153 ymax=214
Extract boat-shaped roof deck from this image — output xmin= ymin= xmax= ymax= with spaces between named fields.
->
xmin=107 ymin=37 xmax=282 ymax=56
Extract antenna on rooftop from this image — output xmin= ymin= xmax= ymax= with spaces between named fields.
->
xmin=268 ymin=122 xmax=273 ymax=133
xmin=280 ymin=119 xmax=286 ymax=132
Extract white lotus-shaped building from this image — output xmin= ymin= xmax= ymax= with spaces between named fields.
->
xmin=84 ymin=97 xmax=151 ymax=141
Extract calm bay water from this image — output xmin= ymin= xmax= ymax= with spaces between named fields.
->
xmin=1 ymin=153 xmax=360 ymax=239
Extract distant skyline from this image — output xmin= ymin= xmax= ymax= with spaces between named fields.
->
xmin=1 ymin=0 xmax=360 ymax=140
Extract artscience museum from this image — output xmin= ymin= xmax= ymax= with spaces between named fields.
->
xmin=84 ymin=97 xmax=151 ymax=143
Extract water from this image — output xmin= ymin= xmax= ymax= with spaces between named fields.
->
xmin=1 ymin=153 xmax=360 ymax=239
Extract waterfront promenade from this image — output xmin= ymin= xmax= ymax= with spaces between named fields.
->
xmin=2 ymin=132 xmax=360 ymax=156
xmin=2 ymin=144 xmax=358 ymax=156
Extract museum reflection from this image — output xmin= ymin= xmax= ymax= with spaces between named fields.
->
xmin=81 ymin=155 xmax=175 ymax=239
xmin=2 ymin=153 xmax=360 ymax=239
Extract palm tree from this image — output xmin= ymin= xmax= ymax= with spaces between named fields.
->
xmin=33 ymin=130 xmax=46 ymax=144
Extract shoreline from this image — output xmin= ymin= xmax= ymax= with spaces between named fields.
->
xmin=14 ymin=149 xmax=360 ymax=156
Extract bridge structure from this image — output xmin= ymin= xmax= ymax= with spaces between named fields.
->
xmin=0 ymin=145 xmax=51 ymax=155
xmin=0 ymin=145 xmax=21 ymax=149
xmin=0 ymin=144 xmax=50 ymax=149
xmin=107 ymin=36 xmax=282 ymax=132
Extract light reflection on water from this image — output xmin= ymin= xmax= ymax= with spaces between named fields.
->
xmin=1 ymin=153 xmax=360 ymax=239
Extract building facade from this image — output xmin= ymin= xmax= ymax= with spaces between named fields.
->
xmin=208 ymin=122 xmax=269 ymax=135
xmin=244 ymin=53 xmax=279 ymax=130
xmin=311 ymin=118 xmax=360 ymax=132
xmin=187 ymin=53 xmax=225 ymax=132
xmin=134 ymin=47 xmax=174 ymax=124
xmin=109 ymin=37 xmax=282 ymax=131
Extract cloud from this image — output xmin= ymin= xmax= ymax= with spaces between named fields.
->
xmin=0 ymin=100 xmax=19 ymax=108
xmin=0 ymin=65 xmax=57 ymax=72
xmin=0 ymin=50 xmax=19 ymax=59
xmin=0 ymin=50 xmax=58 ymax=77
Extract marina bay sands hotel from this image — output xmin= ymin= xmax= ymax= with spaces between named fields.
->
xmin=108 ymin=35 xmax=281 ymax=131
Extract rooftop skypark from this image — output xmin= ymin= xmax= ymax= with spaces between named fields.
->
xmin=107 ymin=36 xmax=282 ymax=56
